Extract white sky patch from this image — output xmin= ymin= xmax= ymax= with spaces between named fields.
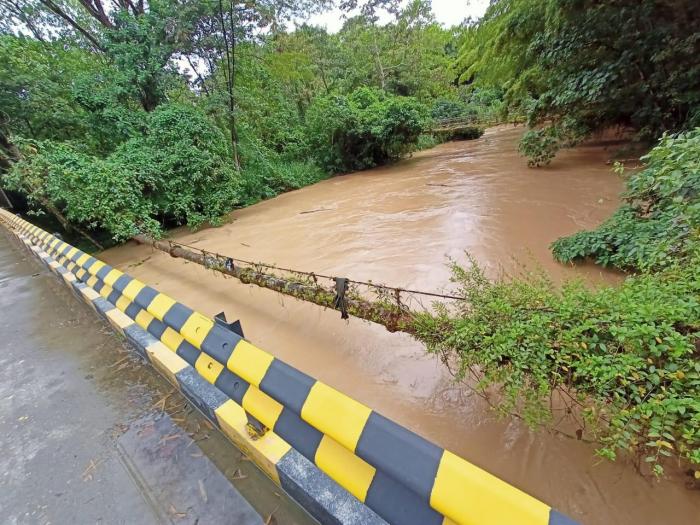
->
xmin=307 ymin=0 xmax=490 ymax=33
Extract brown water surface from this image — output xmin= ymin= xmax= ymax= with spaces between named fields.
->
xmin=102 ymin=126 xmax=699 ymax=524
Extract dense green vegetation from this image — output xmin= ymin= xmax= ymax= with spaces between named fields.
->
xmin=0 ymin=0 xmax=495 ymax=242
xmin=1 ymin=0 xmax=699 ymax=480
xmin=456 ymin=0 xmax=700 ymax=164
xmin=553 ymin=130 xmax=700 ymax=271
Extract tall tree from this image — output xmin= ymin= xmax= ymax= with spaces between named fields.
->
xmin=455 ymin=0 xmax=700 ymax=157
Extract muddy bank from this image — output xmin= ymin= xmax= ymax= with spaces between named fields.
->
xmin=101 ymin=126 xmax=699 ymax=524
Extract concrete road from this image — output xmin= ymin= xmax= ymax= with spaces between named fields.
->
xmin=0 ymin=230 xmax=314 ymax=525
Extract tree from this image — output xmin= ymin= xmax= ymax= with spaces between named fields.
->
xmin=334 ymin=0 xmax=453 ymax=100
xmin=455 ymin=0 xmax=700 ymax=162
xmin=305 ymin=87 xmax=426 ymax=172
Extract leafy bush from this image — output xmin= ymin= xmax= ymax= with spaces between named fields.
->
xmin=235 ymin=128 xmax=327 ymax=204
xmin=416 ymin=133 xmax=441 ymax=151
xmin=4 ymin=139 xmax=159 ymax=240
xmin=449 ymin=126 xmax=484 ymax=141
xmin=518 ymin=128 xmax=560 ymax=167
xmin=411 ymin=256 xmax=700 ymax=476
xmin=305 ymin=87 xmax=426 ymax=173
xmin=5 ymin=104 xmax=244 ymax=240
xmin=109 ymin=103 xmax=242 ymax=230
xmin=430 ymin=98 xmax=471 ymax=121
xmin=553 ymin=129 xmax=700 ymax=270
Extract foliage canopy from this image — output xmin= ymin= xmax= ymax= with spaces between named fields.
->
xmin=455 ymin=0 xmax=700 ymax=163
xmin=1 ymin=0 xmax=476 ymax=242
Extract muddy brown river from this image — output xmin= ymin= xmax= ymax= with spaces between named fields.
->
xmin=102 ymin=126 xmax=699 ymax=524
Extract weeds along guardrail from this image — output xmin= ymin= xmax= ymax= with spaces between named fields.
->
xmin=0 ymin=209 xmax=578 ymax=525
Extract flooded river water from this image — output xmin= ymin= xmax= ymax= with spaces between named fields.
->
xmin=102 ymin=125 xmax=699 ymax=524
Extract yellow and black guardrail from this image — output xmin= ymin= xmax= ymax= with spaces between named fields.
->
xmin=0 ymin=209 xmax=579 ymax=525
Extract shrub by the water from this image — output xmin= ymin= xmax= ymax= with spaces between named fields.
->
xmin=305 ymin=87 xmax=426 ymax=173
xmin=411 ymin=254 xmax=700 ymax=476
xmin=552 ymin=129 xmax=700 ymax=271
xmin=518 ymin=128 xmax=559 ymax=167
xmin=449 ymin=126 xmax=484 ymax=141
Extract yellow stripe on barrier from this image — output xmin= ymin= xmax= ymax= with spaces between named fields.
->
xmin=301 ymin=382 xmax=372 ymax=453
xmin=103 ymin=268 xmax=124 ymax=287
xmin=149 ymin=293 xmax=177 ymax=321
xmin=194 ymin=352 xmax=225 ymax=384
xmin=227 ymin=340 xmax=274 ymax=387
xmin=161 ymin=326 xmax=184 ymax=351
xmin=135 ymin=310 xmax=155 ymax=331
xmin=181 ymin=312 xmax=215 ymax=349
xmin=215 ymin=400 xmax=291 ymax=485
xmin=146 ymin=340 xmax=188 ymax=385
xmin=115 ymin=295 xmax=131 ymax=312
xmin=315 ymin=434 xmax=376 ymax=502
xmin=241 ymin=386 xmax=284 ymax=430
xmin=105 ymin=308 xmax=134 ymax=334
xmin=122 ymin=279 xmax=146 ymax=301
xmin=430 ymin=451 xmax=551 ymax=525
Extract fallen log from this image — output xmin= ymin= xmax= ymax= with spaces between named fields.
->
xmin=133 ymin=235 xmax=417 ymax=334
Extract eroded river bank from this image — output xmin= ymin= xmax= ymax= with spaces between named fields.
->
xmin=101 ymin=125 xmax=699 ymax=524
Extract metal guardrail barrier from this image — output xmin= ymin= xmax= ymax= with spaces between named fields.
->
xmin=0 ymin=209 xmax=579 ymax=525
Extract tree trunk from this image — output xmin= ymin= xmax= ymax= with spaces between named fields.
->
xmin=133 ymin=235 xmax=415 ymax=334
xmin=0 ymin=188 xmax=12 ymax=209
xmin=35 ymin=193 xmax=105 ymax=251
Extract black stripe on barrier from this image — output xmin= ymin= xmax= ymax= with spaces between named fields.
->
xmin=107 ymin=288 xmax=122 ymax=305
xmin=84 ymin=256 xmax=98 ymax=270
xmin=274 ymin=409 xmax=324 ymax=460
xmin=260 ymin=360 xmax=316 ymax=414
xmin=113 ymin=274 xmax=133 ymax=293
xmin=215 ymin=369 xmax=251 ymax=405
xmin=95 ymin=264 xmax=113 ymax=280
xmin=163 ymin=303 xmax=194 ymax=331
xmin=357 ymin=412 xmax=442 ymax=502
xmin=201 ymin=324 xmax=241 ymax=364
xmin=366 ymin=470 xmax=443 ymax=525
xmin=134 ymin=286 xmax=160 ymax=311
xmin=125 ymin=302 xmax=141 ymax=320
xmin=176 ymin=340 xmax=202 ymax=367
xmin=146 ymin=318 xmax=168 ymax=339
